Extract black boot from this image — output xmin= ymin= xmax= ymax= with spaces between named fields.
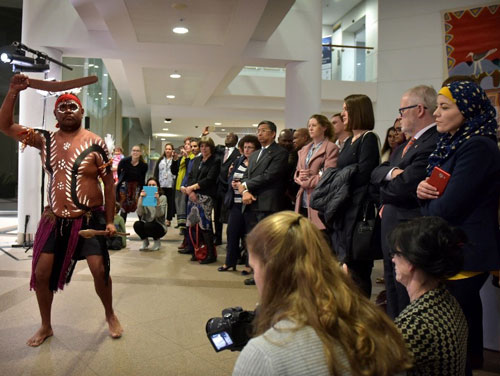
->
xmin=200 ymin=230 xmax=217 ymax=264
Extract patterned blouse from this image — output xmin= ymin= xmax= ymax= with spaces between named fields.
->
xmin=395 ymin=286 xmax=467 ymax=376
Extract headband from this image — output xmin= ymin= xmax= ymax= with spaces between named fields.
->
xmin=55 ymin=93 xmax=82 ymax=110
xmin=438 ymin=86 xmax=456 ymax=103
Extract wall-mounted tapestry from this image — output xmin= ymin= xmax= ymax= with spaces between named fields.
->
xmin=443 ymin=4 xmax=500 ymax=90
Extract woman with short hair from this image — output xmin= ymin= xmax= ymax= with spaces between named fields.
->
xmin=218 ymin=135 xmax=261 ymax=271
xmin=182 ymin=136 xmax=220 ymax=264
xmin=389 ymin=216 xmax=467 ymax=375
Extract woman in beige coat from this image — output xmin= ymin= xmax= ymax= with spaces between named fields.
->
xmin=294 ymin=114 xmax=339 ymax=230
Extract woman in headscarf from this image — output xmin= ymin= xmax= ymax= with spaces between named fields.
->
xmin=417 ymin=80 xmax=500 ymax=374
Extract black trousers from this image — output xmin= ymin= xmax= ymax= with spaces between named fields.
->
xmin=133 ymin=221 xmax=166 ymax=240
xmin=346 ymin=259 xmax=373 ymax=298
xmin=214 ymin=189 xmax=227 ymax=243
xmin=447 ymin=272 xmax=489 ymax=374
xmin=225 ymin=204 xmax=246 ymax=267
xmin=161 ymin=187 xmax=176 ymax=221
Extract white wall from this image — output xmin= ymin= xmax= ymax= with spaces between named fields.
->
xmin=375 ymin=0 xmax=490 ymax=136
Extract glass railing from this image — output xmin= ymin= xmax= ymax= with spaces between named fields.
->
xmin=239 ymin=44 xmax=374 ymax=83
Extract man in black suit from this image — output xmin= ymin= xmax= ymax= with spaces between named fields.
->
xmin=371 ymin=85 xmax=438 ymax=319
xmin=214 ymin=133 xmax=240 ymax=245
xmin=238 ymin=121 xmax=288 ymax=232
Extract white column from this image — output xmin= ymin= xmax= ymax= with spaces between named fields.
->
xmin=17 ymin=0 xmax=62 ymax=242
xmin=284 ymin=0 xmax=322 ymax=129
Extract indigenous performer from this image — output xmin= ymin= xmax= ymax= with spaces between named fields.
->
xmin=0 ymin=74 xmax=123 ymax=346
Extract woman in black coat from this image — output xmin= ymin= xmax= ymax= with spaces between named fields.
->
xmin=331 ymin=94 xmax=380 ymax=297
xmin=181 ymin=137 xmax=220 ymax=264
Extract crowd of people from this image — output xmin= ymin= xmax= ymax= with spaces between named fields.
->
xmin=1 ymin=71 xmax=499 ymax=375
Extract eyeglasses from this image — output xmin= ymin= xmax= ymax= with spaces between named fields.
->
xmin=132 ymin=149 xmax=141 ymax=152
xmin=394 ymin=126 xmax=402 ymax=133
xmin=389 ymin=249 xmax=404 ymax=258
xmin=398 ymin=104 xmax=427 ymax=117
xmin=56 ymin=101 xmax=80 ymax=114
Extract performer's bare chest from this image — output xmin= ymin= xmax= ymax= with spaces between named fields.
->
xmin=40 ymin=131 xmax=109 ymax=218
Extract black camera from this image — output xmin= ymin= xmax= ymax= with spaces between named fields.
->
xmin=206 ymin=307 xmax=255 ymax=352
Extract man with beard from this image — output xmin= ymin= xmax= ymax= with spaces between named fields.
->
xmin=0 ymin=74 xmax=122 ymax=346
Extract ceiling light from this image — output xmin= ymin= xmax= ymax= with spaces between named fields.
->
xmin=173 ymin=26 xmax=189 ymax=34
xmin=94 ymin=65 xmax=99 ymax=68
xmin=103 ymin=73 xmax=108 ymax=77
xmin=170 ymin=73 xmax=181 ymax=78
xmin=214 ymin=122 xmax=222 ymax=126
xmin=221 ymin=128 xmax=226 ymax=132
xmin=166 ymin=95 xmax=175 ymax=99
xmin=173 ymin=18 xmax=189 ymax=34
xmin=252 ymin=123 xmax=258 ymax=127
xmin=108 ymin=97 xmax=112 ymax=100
xmin=164 ymin=118 xmax=172 ymax=123
xmin=163 ymin=128 xmax=169 ymax=131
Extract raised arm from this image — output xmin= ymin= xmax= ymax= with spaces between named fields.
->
xmin=0 ymin=74 xmax=42 ymax=149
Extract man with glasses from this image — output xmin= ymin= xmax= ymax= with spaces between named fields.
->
xmin=371 ymin=85 xmax=438 ymax=319
xmin=0 ymin=74 xmax=122 ymax=346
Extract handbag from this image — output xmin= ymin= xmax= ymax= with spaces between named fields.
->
xmin=351 ymin=200 xmax=377 ymax=261
xmin=188 ymin=224 xmax=217 ymax=262
xmin=188 ymin=224 xmax=207 ymax=262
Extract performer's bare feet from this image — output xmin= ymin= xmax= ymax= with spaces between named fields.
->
xmin=26 ymin=326 xmax=53 ymax=347
xmin=106 ymin=314 xmax=123 ymax=338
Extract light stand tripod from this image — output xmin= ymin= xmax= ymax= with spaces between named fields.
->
xmin=11 ymin=214 xmax=32 ymax=252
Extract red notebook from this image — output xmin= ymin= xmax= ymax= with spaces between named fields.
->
xmin=428 ymin=167 xmax=450 ymax=196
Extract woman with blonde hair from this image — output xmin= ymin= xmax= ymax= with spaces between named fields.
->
xmin=233 ymin=211 xmax=412 ymax=376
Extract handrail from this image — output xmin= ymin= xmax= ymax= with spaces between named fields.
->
xmin=322 ymin=44 xmax=374 ymax=50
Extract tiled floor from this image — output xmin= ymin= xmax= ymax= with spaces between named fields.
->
xmin=0 ymin=213 xmax=498 ymax=375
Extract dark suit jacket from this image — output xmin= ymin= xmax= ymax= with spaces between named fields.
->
xmin=186 ymin=154 xmax=220 ymax=199
xmin=217 ymin=147 xmax=241 ymax=191
xmin=371 ymin=125 xmax=438 ymax=253
xmin=421 ymin=136 xmax=500 ymax=271
xmin=242 ymin=142 xmax=289 ymax=213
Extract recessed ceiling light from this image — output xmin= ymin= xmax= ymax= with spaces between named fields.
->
xmin=163 ymin=128 xmax=169 ymax=131
xmin=221 ymin=128 xmax=226 ymax=132
xmin=108 ymin=97 xmax=112 ymax=100
xmin=94 ymin=65 xmax=99 ymax=68
xmin=164 ymin=119 xmax=172 ymax=123
xmin=214 ymin=122 xmax=222 ymax=125
xmin=173 ymin=26 xmax=189 ymax=34
xmin=161 ymin=138 xmax=166 ymax=141
xmin=170 ymin=73 xmax=181 ymax=78
xmin=98 ymin=92 xmax=102 ymax=95
xmin=252 ymin=123 xmax=258 ymax=127
xmin=103 ymin=73 xmax=108 ymax=77
xmin=166 ymin=95 xmax=175 ymax=99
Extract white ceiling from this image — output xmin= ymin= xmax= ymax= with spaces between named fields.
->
xmin=22 ymin=0 xmax=363 ymax=143
xmin=67 ymin=0 xmax=297 ymax=142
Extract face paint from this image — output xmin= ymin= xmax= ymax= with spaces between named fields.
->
xmin=56 ymin=100 xmax=81 ymax=114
